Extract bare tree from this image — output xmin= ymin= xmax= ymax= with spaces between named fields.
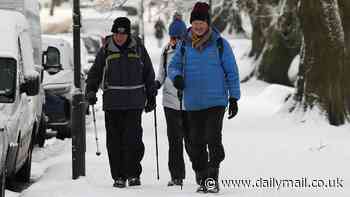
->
xmin=257 ymin=0 xmax=301 ymax=86
xmin=208 ymin=0 xmax=246 ymax=35
xmin=294 ymin=0 xmax=348 ymax=125
xmin=50 ymin=0 xmax=63 ymax=16
xmin=237 ymin=0 xmax=301 ymax=85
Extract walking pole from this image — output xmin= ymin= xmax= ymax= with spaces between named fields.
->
xmin=177 ymin=90 xmax=183 ymax=111
xmin=154 ymin=108 xmax=160 ymax=180
xmin=177 ymin=90 xmax=184 ymax=190
xmin=92 ymin=105 xmax=101 ymax=156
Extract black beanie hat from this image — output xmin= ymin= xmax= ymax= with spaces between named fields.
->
xmin=190 ymin=2 xmax=210 ymax=24
xmin=111 ymin=17 xmax=131 ymax=34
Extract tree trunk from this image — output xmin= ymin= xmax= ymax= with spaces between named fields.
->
xmin=50 ymin=0 xmax=55 ymax=16
xmin=297 ymin=0 xmax=347 ymax=125
xmin=338 ymin=0 xmax=350 ymax=115
xmin=50 ymin=0 xmax=63 ymax=16
xmin=237 ymin=0 xmax=263 ymax=58
xmin=257 ymin=0 xmax=301 ymax=86
xmin=228 ymin=8 xmax=246 ymax=35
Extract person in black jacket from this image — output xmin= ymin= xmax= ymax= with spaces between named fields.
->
xmin=154 ymin=18 xmax=166 ymax=47
xmin=85 ymin=17 xmax=157 ymax=188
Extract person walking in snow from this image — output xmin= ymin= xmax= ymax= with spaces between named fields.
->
xmin=154 ymin=18 xmax=166 ymax=47
xmin=154 ymin=14 xmax=190 ymax=187
xmin=85 ymin=17 xmax=157 ymax=188
xmin=168 ymin=2 xmax=241 ymax=193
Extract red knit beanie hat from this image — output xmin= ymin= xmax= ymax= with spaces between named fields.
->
xmin=190 ymin=2 xmax=210 ymax=24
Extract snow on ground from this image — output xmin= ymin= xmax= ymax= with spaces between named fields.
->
xmin=16 ymin=74 xmax=350 ymax=197
xmin=5 ymin=5 xmax=350 ymax=197
xmin=288 ymin=54 xmax=300 ymax=83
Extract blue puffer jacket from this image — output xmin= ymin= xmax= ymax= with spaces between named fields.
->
xmin=168 ymin=28 xmax=241 ymax=111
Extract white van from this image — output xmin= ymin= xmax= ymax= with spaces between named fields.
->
xmin=0 ymin=0 xmax=47 ymax=148
xmin=0 ymin=10 xmax=41 ymax=196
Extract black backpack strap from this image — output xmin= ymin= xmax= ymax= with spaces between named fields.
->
xmin=217 ymin=37 xmax=224 ymax=64
xmin=163 ymin=45 xmax=170 ymax=77
xmin=137 ymin=39 xmax=143 ymax=60
xmin=216 ymin=37 xmax=228 ymax=78
xmin=131 ymin=36 xmax=144 ymax=67
xmin=180 ymin=40 xmax=186 ymax=58
xmin=180 ymin=40 xmax=186 ymax=76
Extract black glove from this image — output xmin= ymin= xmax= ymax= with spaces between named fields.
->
xmin=155 ymin=80 xmax=162 ymax=90
xmin=173 ymin=75 xmax=184 ymax=90
xmin=86 ymin=91 xmax=97 ymax=105
xmin=228 ymin=97 xmax=238 ymax=119
xmin=145 ymin=96 xmax=156 ymax=113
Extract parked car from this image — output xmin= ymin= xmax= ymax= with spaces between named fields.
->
xmin=42 ymin=34 xmax=87 ymax=139
xmin=0 ymin=9 xmax=41 ymax=197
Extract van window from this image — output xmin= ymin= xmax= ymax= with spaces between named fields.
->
xmin=46 ymin=47 xmax=61 ymax=68
xmin=0 ymin=58 xmax=16 ymax=103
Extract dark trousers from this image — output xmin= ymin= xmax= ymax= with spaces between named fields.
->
xmin=104 ymin=109 xmax=144 ymax=180
xmin=186 ymin=106 xmax=226 ymax=180
xmin=164 ymin=107 xmax=191 ymax=180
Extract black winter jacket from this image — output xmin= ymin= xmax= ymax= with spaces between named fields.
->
xmin=86 ymin=36 xmax=156 ymax=110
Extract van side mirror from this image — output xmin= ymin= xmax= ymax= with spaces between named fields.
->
xmin=20 ymin=76 xmax=40 ymax=96
xmin=42 ymin=46 xmax=62 ymax=74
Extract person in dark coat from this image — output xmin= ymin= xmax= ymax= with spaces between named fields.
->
xmin=168 ymin=2 xmax=241 ymax=193
xmin=155 ymin=14 xmax=189 ymax=187
xmin=154 ymin=18 xmax=166 ymax=47
xmin=85 ymin=17 xmax=157 ymax=188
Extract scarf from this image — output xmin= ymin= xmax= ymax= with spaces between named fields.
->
xmin=191 ymin=28 xmax=212 ymax=51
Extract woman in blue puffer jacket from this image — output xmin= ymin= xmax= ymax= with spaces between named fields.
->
xmin=168 ymin=2 xmax=241 ymax=194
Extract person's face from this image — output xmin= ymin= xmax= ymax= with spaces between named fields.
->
xmin=169 ymin=37 xmax=177 ymax=47
xmin=113 ymin=33 xmax=128 ymax=46
xmin=191 ymin=20 xmax=209 ymax=36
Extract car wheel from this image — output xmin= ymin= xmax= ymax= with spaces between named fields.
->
xmin=0 ymin=168 xmax=5 ymax=197
xmin=56 ymin=125 xmax=71 ymax=140
xmin=37 ymin=114 xmax=47 ymax=147
xmin=15 ymin=139 xmax=33 ymax=183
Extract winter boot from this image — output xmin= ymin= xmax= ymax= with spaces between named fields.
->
xmin=206 ymin=167 xmax=220 ymax=193
xmin=195 ymin=170 xmax=208 ymax=193
xmin=113 ymin=177 xmax=126 ymax=188
xmin=128 ymin=177 xmax=141 ymax=186
xmin=206 ymin=179 xmax=219 ymax=193
xmin=196 ymin=179 xmax=207 ymax=193
xmin=195 ymin=172 xmax=200 ymax=185
xmin=167 ymin=179 xmax=183 ymax=187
